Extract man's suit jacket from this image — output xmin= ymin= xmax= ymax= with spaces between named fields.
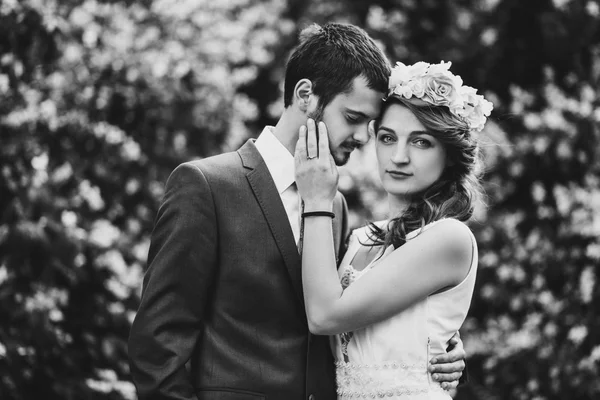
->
xmin=129 ymin=140 xmax=349 ymax=400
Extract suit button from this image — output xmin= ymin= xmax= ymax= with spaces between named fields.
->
xmin=308 ymin=395 xmax=315 ymax=400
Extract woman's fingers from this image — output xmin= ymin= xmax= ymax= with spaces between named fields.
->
xmin=329 ymin=153 xmax=336 ymax=170
xmin=318 ymin=121 xmax=330 ymax=158
xmin=298 ymin=119 xmax=335 ymax=175
xmin=294 ymin=118 xmax=338 ymax=205
xmin=295 ymin=125 xmax=308 ymax=161
xmin=306 ymin=119 xmax=318 ymax=159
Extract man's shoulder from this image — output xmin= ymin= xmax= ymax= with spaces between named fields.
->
xmin=167 ymin=142 xmax=259 ymax=192
xmin=174 ymin=148 xmax=246 ymax=179
xmin=186 ymin=150 xmax=240 ymax=169
xmin=184 ymin=139 xmax=259 ymax=173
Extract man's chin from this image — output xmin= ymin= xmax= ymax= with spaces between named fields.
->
xmin=332 ymin=151 xmax=351 ymax=166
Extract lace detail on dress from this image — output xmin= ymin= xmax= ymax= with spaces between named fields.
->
xmin=335 ymin=360 xmax=440 ymax=399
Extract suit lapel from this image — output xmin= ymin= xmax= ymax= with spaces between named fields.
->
xmin=238 ymin=140 xmax=305 ymax=308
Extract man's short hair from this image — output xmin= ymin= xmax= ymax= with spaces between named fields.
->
xmin=283 ymin=23 xmax=390 ymax=109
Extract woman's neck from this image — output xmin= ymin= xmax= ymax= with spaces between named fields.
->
xmin=387 ymin=194 xmax=410 ymax=219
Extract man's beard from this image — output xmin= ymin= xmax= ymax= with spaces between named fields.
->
xmin=332 ymin=141 xmax=362 ymax=166
xmin=307 ymin=106 xmax=360 ymax=166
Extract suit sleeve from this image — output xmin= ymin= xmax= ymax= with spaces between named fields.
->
xmin=128 ymin=162 xmax=218 ymax=400
xmin=458 ymin=350 xmax=469 ymax=386
xmin=336 ymin=193 xmax=350 ymax=262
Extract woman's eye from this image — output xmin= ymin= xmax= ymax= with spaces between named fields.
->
xmin=378 ymin=134 xmax=394 ymax=144
xmin=413 ymin=138 xmax=431 ymax=148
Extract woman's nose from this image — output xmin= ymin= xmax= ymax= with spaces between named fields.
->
xmin=391 ymin=143 xmax=410 ymax=164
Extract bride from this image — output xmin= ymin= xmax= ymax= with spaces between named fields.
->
xmin=294 ymin=61 xmax=492 ymax=399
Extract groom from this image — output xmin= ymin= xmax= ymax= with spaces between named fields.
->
xmin=129 ymin=23 xmax=466 ymax=400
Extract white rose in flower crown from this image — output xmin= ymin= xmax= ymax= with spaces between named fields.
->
xmin=426 ymin=61 xmax=452 ymax=76
xmin=408 ymin=79 xmax=425 ymax=98
xmin=451 ymin=86 xmax=476 ymax=118
xmin=465 ymin=109 xmax=486 ymax=132
xmin=388 ymin=62 xmax=412 ymax=89
xmin=394 ymin=84 xmax=414 ymax=99
xmin=407 ymin=61 xmax=430 ymax=78
xmin=450 ymin=102 xmax=467 ymax=118
xmin=387 ymin=60 xmax=494 ymax=131
xmin=459 ymin=86 xmax=478 ymax=108
xmin=465 ymin=95 xmax=493 ymax=131
xmin=460 ymin=85 xmax=478 ymax=97
xmin=454 ymin=85 xmax=493 ymax=131
xmin=422 ymin=74 xmax=460 ymax=107
xmin=479 ymin=97 xmax=494 ymax=116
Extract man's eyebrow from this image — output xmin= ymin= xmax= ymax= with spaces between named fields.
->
xmin=345 ymin=108 xmax=375 ymax=119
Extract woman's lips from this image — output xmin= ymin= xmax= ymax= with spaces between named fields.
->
xmin=387 ymin=170 xmax=412 ymax=178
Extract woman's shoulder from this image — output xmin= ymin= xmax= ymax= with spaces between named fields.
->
xmin=393 ymin=219 xmax=476 ymax=287
xmin=407 ymin=218 xmax=473 ymax=240
xmin=409 ymin=218 xmax=475 ymax=262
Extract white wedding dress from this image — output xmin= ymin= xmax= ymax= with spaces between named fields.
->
xmin=331 ymin=219 xmax=478 ymax=399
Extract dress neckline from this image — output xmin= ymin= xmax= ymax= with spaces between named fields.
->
xmin=344 ymin=218 xmax=452 ymax=277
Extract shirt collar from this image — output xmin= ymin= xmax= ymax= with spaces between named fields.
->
xmin=254 ymin=126 xmax=295 ymax=194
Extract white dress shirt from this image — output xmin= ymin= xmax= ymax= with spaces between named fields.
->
xmin=255 ymin=126 xmax=301 ymax=244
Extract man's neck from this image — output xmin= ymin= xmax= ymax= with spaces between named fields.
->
xmin=271 ymin=110 xmax=303 ymax=155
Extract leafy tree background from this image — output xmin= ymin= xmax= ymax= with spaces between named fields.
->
xmin=0 ymin=0 xmax=599 ymax=399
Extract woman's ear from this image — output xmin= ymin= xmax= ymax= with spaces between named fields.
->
xmin=368 ymin=120 xmax=378 ymax=138
xmin=293 ymin=79 xmax=313 ymax=112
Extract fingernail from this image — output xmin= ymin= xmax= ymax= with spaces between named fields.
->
xmin=433 ymin=374 xmax=439 ymax=380
xmin=430 ymin=358 xmax=437 ymax=364
xmin=442 ymin=383 xmax=447 ymax=389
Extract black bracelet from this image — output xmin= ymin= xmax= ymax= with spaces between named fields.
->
xmin=301 ymin=211 xmax=335 ymax=219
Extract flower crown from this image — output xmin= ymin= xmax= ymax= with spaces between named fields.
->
xmin=386 ymin=61 xmax=493 ymax=132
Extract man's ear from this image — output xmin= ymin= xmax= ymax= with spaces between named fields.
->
xmin=293 ymin=79 xmax=314 ymax=112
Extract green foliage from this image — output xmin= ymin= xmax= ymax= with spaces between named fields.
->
xmin=0 ymin=0 xmax=599 ymax=399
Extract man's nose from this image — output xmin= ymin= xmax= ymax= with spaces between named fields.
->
xmin=392 ymin=143 xmax=410 ymax=164
xmin=353 ymin=123 xmax=371 ymax=145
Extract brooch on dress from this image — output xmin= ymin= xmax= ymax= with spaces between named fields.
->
xmin=339 ymin=268 xmax=356 ymax=362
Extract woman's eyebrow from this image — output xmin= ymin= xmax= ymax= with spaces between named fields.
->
xmin=408 ymin=130 xmax=430 ymax=136
xmin=377 ymin=126 xmax=395 ymax=134
xmin=377 ymin=126 xmax=431 ymax=137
